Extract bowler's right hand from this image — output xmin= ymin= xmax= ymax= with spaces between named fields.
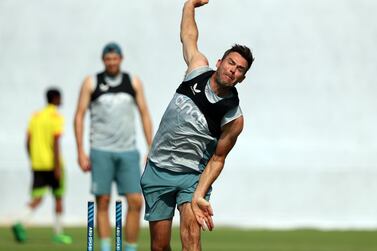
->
xmin=191 ymin=197 xmax=214 ymax=231
xmin=188 ymin=0 xmax=209 ymax=8
xmin=78 ymin=151 xmax=91 ymax=172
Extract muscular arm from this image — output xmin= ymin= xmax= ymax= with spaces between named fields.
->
xmin=192 ymin=116 xmax=244 ymax=230
xmin=74 ymin=76 xmax=93 ymax=172
xmin=180 ymin=0 xmax=209 ymax=73
xmin=132 ymin=76 xmax=153 ymax=149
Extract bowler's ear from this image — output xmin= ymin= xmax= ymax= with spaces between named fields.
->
xmin=216 ymin=59 xmax=222 ymax=68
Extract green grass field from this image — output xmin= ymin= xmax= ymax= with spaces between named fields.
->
xmin=1 ymin=227 xmax=377 ymax=251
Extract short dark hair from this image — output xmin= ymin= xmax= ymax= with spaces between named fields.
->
xmin=222 ymin=44 xmax=254 ymax=72
xmin=46 ymin=88 xmax=61 ymax=104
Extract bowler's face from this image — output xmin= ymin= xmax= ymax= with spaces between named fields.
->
xmin=215 ymin=52 xmax=248 ymax=87
xmin=103 ymin=53 xmax=122 ymax=76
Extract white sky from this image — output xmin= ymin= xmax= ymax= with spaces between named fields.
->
xmin=1 ymin=0 xmax=376 ymax=172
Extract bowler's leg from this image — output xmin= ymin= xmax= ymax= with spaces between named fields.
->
xmin=178 ymin=203 xmax=201 ymax=251
xmin=149 ymin=220 xmax=172 ymax=251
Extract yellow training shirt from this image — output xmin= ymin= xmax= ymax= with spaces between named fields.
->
xmin=27 ymin=104 xmax=64 ymax=170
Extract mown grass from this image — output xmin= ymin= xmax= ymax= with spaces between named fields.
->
xmin=1 ymin=226 xmax=377 ymax=251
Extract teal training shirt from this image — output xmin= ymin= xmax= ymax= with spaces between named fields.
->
xmin=149 ymin=67 xmax=242 ymax=173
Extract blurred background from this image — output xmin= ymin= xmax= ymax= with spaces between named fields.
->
xmin=0 ymin=0 xmax=376 ymax=230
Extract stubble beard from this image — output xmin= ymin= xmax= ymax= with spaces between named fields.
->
xmin=215 ymin=72 xmax=235 ymax=89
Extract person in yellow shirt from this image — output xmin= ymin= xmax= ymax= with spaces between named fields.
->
xmin=12 ymin=88 xmax=72 ymax=244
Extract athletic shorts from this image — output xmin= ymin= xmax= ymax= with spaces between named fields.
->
xmin=140 ymin=160 xmax=211 ymax=221
xmin=90 ymin=148 xmax=141 ymax=195
xmin=31 ymin=170 xmax=65 ymax=198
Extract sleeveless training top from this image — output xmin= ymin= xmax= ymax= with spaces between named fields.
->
xmin=148 ymin=67 xmax=243 ymax=173
xmin=90 ymin=71 xmax=137 ymax=152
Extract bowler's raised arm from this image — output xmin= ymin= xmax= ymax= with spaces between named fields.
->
xmin=180 ymin=0 xmax=209 ymax=72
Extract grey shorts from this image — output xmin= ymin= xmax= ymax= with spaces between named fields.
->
xmin=140 ymin=160 xmax=211 ymax=221
xmin=90 ymin=148 xmax=141 ymax=195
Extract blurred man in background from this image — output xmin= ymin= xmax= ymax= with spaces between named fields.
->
xmin=74 ymin=42 xmax=153 ymax=251
xmin=140 ymin=0 xmax=254 ymax=250
xmin=12 ymin=88 xmax=72 ymax=244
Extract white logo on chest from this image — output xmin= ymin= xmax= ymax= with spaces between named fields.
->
xmin=190 ymin=83 xmax=201 ymax=95
xmin=99 ymin=83 xmax=109 ymax=92
xmin=175 ymin=95 xmax=206 ymax=126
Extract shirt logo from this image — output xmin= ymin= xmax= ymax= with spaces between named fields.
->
xmin=99 ymin=83 xmax=109 ymax=92
xmin=175 ymin=95 xmax=206 ymax=126
xmin=190 ymin=83 xmax=201 ymax=95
